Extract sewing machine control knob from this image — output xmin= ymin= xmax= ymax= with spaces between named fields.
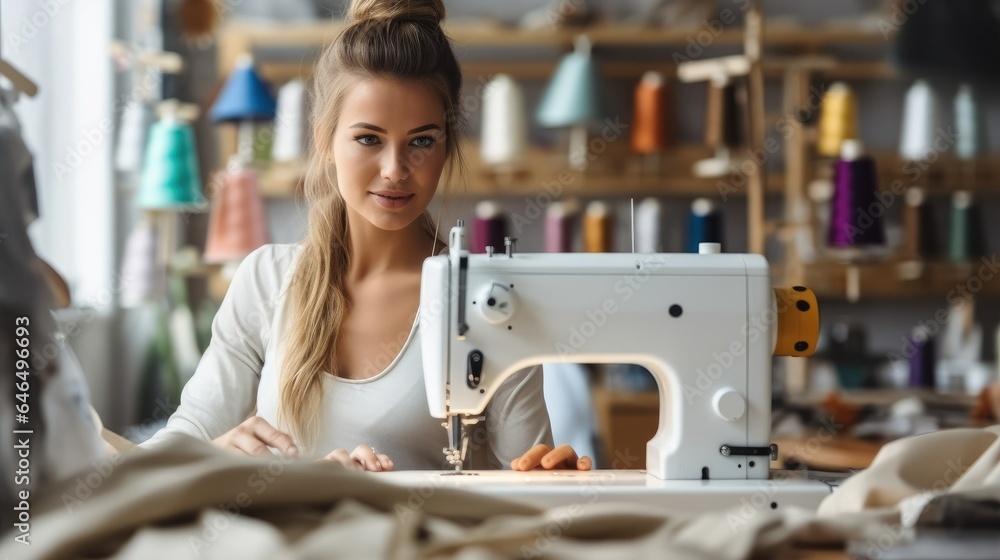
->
xmin=698 ymin=242 xmax=722 ymax=254
xmin=712 ymin=388 xmax=746 ymax=421
xmin=477 ymin=282 xmax=514 ymax=324
xmin=467 ymin=350 xmax=484 ymax=388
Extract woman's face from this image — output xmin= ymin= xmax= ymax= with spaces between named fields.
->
xmin=330 ymin=78 xmax=448 ymax=232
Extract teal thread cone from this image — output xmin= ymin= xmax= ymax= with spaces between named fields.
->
xmin=137 ymin=119 xmax=207 ymax=210
xmin=949 ymin=191 xmax=972 ymax=261
xmin=955 ymin=84 xmax=985 ymax=160
xmin=536 ymin=48 xmax=612 ymax=128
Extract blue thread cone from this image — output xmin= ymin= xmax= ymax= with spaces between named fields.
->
xmin=210 ymin=56 xmax=276 ymax=123
xmin=137 ymin=118 xmax=206 ymax=209
xmin=536 ymin=38 xmax=611 ymax=128
xmin=685 ymin=198 xmax=722 ymax=253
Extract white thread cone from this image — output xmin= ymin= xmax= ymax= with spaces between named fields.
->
xmin=480 ymin=74 xmax=527 ymax=167
xmin=635 ymin=198 xmax=662 ymax=253
xmin=899 ymin=80 xmax=938 ymax=161
xmin=120 ymin=218 xmax=162 ymax=308
xmin=116 ymin=101 xmax=155 ymax=173
xmin=271 ymin=79 xmax=306 ymax=162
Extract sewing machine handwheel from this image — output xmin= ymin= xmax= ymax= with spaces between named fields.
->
xmin=774 ymin=286 xmax=819 ymax=357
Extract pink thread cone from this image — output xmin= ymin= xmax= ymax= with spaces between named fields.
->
xmin=204 ymin=168 xmax=269 ymax=263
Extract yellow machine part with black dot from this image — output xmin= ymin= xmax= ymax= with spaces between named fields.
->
xmin=774 ymin=286 xmax=819 ymax=357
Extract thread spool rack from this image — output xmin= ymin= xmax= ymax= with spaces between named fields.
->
xmin=211 ymin=11 xmax=1000 ymax=396
xmin=214 ymin=15 xmax=1000 ymax=286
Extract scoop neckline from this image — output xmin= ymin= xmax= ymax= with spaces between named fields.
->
xmin=326 ymin=307 xmax=421 ymax=384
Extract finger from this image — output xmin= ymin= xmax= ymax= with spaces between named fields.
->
xmin=250 ymin=418 xmax=299 ymax=458
xmin=541 ymin=444 xmax=578 ymax=470
xmin=375 ymin=454 xmax=394 ymax=471
xmin=577 ymin=456 xmax=593 ymax=471
xmin=513 ymin=444 xmax=551 ymax=471
xmin=351 ymin=445 xmax=383 ymax=472
xmin=325 ymin=449 xmax=361 ymax=470
xmin=235 ymin=432 xmax=271 ymax=456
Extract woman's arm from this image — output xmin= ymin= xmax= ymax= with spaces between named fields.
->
xmin=141 ymin=246 xmax=280 ymax=447
xmin=483 ymin=365 xmax=555 ymax=469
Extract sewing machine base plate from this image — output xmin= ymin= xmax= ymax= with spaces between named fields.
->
xmin=377 ymin=469 xmax=842 ymax=517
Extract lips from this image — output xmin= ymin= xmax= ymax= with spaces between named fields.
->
xmin=370 ymin=190 xmax=416 ymax=209
xmin=371 ymin=190 xmax=414 ymax=199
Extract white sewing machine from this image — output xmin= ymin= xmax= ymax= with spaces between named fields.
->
xmin=380 ymin=221 xmax=835 ymax=515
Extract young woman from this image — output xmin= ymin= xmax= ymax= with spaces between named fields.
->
xmin=145 ymin=0 xmax=591 ymax=473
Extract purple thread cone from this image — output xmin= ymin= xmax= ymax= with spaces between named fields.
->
xmin=908 ymin=329 xmax=936 ymax=389
xmin=472 ymin=201 xmax=507 ymax=253
xmin=545 ymin=204 xmax=573 ymax=252
xmin=828 ymin=157 xmax=886 ymax=247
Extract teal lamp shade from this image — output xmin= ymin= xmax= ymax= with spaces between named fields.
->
xmin=535 ymin=40 xmax=611 ymax=128
xmin=137 ymin=118 xmax=207 ymax=210
xmin=210 ymin=55 xmax=277 ymax=123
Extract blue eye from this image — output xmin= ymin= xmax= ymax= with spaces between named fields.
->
xmin=355 ymin=135 xmax=380 ymax=146
xmin=410 ymin=136 xmax=435 ymax=148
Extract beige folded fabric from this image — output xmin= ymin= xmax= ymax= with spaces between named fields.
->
xmin=3 ymin=426 xmax=999 ymax=560
xmin=818 ymin=425 xmax=1000 ymax=516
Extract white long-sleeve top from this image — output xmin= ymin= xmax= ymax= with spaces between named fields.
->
xmin=143 ymin=244 xmax=553 ymax=469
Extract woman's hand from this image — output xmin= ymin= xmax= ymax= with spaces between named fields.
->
xmin=321 ymin=444 xmax=394 ymax=472
xmin=212 ymin=416 xmax=299 ymax=458
xmin=512 ymin=444 xmax=592 ymax=471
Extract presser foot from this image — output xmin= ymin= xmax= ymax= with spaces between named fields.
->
xmin=443 ymin=447 xmax=464 ymax=471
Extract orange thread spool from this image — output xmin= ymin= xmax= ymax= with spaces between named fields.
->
xmin=583 ymin=201 xmax=613 ymax=252
xmin=631 ymin=71 xmax=669 ymax=154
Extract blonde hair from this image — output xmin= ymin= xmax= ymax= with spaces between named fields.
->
xmin=278 ymin=0 xmax=464 ymax=450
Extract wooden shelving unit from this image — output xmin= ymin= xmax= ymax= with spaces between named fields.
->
xmin=775 ymin=62 xmax=1000 ymax=305
xmin=204 ymin=9 xmax=1000 ymax=449
xmin=215 ymin=16 xmax=1000 ymax=304
xmin=775 ymin=260 xmax=1000 ymax=300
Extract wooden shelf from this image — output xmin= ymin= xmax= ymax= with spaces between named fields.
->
xmin=254 ymin=58 xmax=899 ymax=88
xmin=269 ymin=141 xmax=1000 ymax=202
xmin=780 ymin=259 xmax=1000 ymax=300
xmin=872 ymin=153 xmax=1000 ymax=195
xmin=218 ymin=20 xmax=896 ymax=83
xmin=809 ymin=151 xmax=1000 ymax=196
xmin=255 ymin=142 xmax=785 ymax=199
xmin=787 ymin=389 xmax=976 ymax=409
xmin=218 ymin=19 xmax=890 ymax=76
xmin=169 ymin=263 xmax=221 ymax=278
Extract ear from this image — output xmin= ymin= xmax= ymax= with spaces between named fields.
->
xmin=314 ymin=124 xmax=334 ymax=165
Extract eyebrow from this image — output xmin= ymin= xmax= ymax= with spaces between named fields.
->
xmin=348 ymin=122 xmax=442 ymax=134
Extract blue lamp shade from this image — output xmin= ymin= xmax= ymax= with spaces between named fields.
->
xmin=535 ymin=50 xmax=612 ymax=128
xmin=210 ymin=57 xmax=277 ymax=123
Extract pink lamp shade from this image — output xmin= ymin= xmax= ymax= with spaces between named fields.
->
xmin=203 ymin=168 xmax=269 ymax=263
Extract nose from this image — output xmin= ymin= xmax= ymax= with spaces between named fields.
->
xmin=381 ymin=147 xmax=411 ymax=184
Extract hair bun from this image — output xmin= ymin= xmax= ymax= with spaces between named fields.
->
xmin=347 ymin=0 xmax=446 ymax=26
